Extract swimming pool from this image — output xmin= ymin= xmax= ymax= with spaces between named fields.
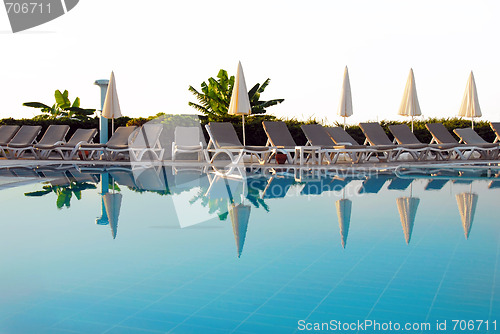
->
xmin=0 ymin=163 xmax=498 ymax=333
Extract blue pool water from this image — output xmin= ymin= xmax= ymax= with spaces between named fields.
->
xmin=0 ymin=164 xmax=499 ymax=334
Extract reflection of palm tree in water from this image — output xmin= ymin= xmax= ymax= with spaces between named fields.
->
xmin=190 ymin=178 xmax=269 ymax=221
xmin=25 ymin=182 xmax=96 ymax=209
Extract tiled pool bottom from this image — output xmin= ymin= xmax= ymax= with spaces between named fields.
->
xmin=0 ymin=166 xmax=499 ymax=333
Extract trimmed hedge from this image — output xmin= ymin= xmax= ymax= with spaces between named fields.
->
xmin=0 ymin=116 xmax=496 ymax=145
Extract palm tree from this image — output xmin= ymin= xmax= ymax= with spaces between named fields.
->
xmin=189 ymin=69 xmax=284 ymax=121
xmin=23 ymin=89 xmax=95 ymax=121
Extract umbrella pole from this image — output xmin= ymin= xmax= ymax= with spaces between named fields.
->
xmin=471 ymin=116 xmax=474 ymax=130
xmin=242 ymin=114 xmax=246 ymax=146
xmin=111 ymin=118 xmax=115 ymax=134
xmin=343 ymin=117 xmax=346 ymax=130
xmin=411 ymin=116 xmax=414 ymax=133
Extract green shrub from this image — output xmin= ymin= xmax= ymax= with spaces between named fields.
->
xmin=0 ymin=116 xmax=495 ymax=145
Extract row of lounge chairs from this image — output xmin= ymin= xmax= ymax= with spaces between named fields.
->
xmin=0 ymin=124 xmax=164 ymax=161
xmin=1 ymin=121 xmax=499 ymax=163
xmin=203 ymin=121 xmax=500 ymax=164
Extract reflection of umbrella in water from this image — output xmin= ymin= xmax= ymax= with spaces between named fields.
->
xmin=335 ymin=196 xmax=351 ymax=249
xmin=455 ymin=189 xmax=478 ymax=239
xmin=228 ymin=203 xmax=251 ymax=258
xmin=96 ymin=172 xmax=110 ymax=225
xmin=226 ymin=171 xmax=251 ymax=257
xmin=396 ymin=183 xmax=419 ymax=244
xmin=103 ymin=192 xmax=123 ymax=239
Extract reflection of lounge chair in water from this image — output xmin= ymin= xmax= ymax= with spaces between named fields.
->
xmin=132 ymin=165 xmax=168 ymax=191
xmin=453 ymin=179 xmax=473 ymax=185
xmin=489 ymin=180 xmax=500 ymax=189
xmin=300 ymin=176 xmax=336 ymax=195
xmin=328 ymin=177 xmax=352 ymax=192
xmin=66 ymin=169 xmax=99 ymax=184
xmin=170 ymin=166 xmax=209 ymax=191
xmin=387 ymin=178 xmax=413 ymax=191
xmin=108 ymin=170 xmax=138 ymax=189
xmin=358 ymin=174 xmax=393 ymax=194
xmin=9 ymin=167 xmax=41 ymax=178
xmin=424 ymin=179 xmax=449 ymax=191
xmin=262 ymin=175 xmax=295 ymax=199
xmin=35 ymin=167 xmax=72 ymax=186
xmin=205 ymin=173 xmax=244 ymax=200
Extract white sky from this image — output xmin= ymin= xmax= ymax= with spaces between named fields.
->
xmin=1 ymin=0 xmax=499 ymax=126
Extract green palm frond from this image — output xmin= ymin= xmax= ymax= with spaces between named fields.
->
xmin=188 ymin=69 xmax=284 ymax=119
xmin=258 ymin=78 xmax=271 ymax=93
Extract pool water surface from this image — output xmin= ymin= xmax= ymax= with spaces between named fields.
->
xmin=0 ymin=164 xmax=498 ymax=334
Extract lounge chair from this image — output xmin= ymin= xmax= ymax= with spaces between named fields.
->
xmin=172 ymin=126 xmax=208 ymax=162
xmin=301 ymin=124 xmax=376 ymax=163
xmin=128 ymin=124 xmax=165 ymax=161
xmin=262 ymin=121 xmax=325 ymax=164
xmin=2 ymin=125 xmax=42 ymax=158
xmin=29 ymin=125 xmax=71 ymax=159
xmin=205 ymin=122 xmax=274 ymax=164
xmin=359 ymin=122 xmax=429 ymax=161
xmin=425 ymin=123 xmax=495 ymax=160
xmin=388 ymin=124 xmax=461 ymax=161
xmin=49 ymin=128 xmax=98 ymax=160
xmin=325 ymin=126 xmax=398 ymax=162
xmin=0 ymin=125 xmax=20 ymax=157
xmin=78 ymin=126 xmax=137 ymax=160
xmin=490 ymin=122 xmax=500 ymax=143
xmin=453 ymin=128 xmax=499 ymax=160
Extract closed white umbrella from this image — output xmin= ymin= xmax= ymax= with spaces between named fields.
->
xmin=102 ymin=71 xmax=122 ymax=134
xmin=337 ymin=66 xmax=353 ymax=130
xmin=398 ymin=68 xmax=421 ymax=132
xmin=228 ymin=61 xmax=251 ymax=145
xmin=458 ymin=71 xmax=482 ymax=129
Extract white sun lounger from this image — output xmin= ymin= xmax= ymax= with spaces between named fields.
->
xmin=205 ymin=122 xmax=274 ymax=164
